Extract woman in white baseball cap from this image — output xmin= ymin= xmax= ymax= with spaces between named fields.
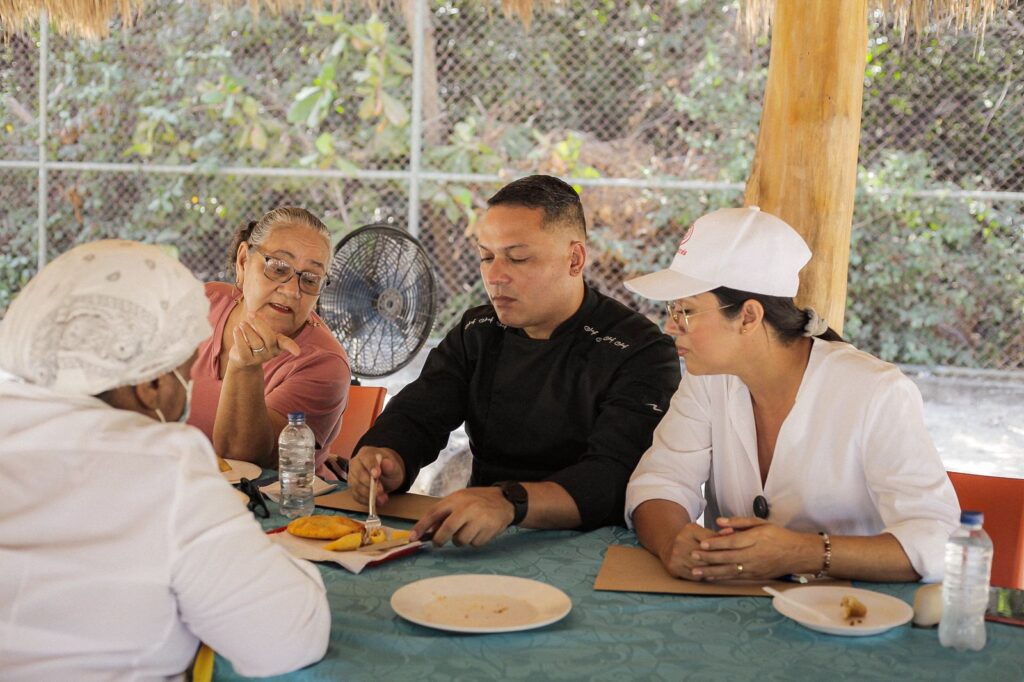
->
xmin=623 ymin=207 xmax=959 ymax=583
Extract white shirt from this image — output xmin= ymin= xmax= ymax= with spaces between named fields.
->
xmin=0 ymin=378 xmax=330 ymax=680
xmin=625 ymin=339 xmax=960 ymax=582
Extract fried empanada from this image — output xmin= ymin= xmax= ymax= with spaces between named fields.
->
xmin=287 ymin=515 xmax=364 ymax=540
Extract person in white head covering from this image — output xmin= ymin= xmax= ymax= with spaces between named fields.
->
xmin=623 ymin=207 xmax=959 ymax=583
xmin=0 ymin=240 xmax=329 ymax=679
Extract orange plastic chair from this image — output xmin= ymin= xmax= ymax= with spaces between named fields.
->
xmin=329 ymin=385 xmax=387 ymax=462
xmin=948 ymin=471 xmax=1024 ymax=588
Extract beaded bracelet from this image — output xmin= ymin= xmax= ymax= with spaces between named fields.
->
xmin=815 ymin=532 xmax=832 ymax=579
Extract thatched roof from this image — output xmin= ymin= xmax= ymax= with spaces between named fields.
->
xmin=740 ymin=0 xmax=1012 ymax=40
xmin=0 ymin=0 xmax=1013 ymax=40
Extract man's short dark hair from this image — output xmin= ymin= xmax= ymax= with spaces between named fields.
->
xmin=486 ymin=175 xmax=587 ymax=238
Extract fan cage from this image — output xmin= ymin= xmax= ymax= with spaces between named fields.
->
xmin=318 ymin=223 xmax=438 ymax=378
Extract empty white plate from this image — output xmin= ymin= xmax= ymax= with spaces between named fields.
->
xmin=771 ymin=585 xmax=914 ymax=636
xmin=391 ymin=574 xmax=572 ymax=634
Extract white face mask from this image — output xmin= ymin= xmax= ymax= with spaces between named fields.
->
xmin=155 ymin=368 xmax=193 ymax=424
xmin=172 ymin=368 xmax=193 ymax=423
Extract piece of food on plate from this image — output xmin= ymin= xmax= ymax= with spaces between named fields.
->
xmin=323 ymin=528 xmax=412 ymax=552
xmin=217 ymin=455 xmax=232 ymax=472
xmin=840 ymin=595 xmax=868 ymax=620
xmin=287 ymin=514 xmax=364 ymax=540
xmin=323 ymin=533 xmax=364 ymax=552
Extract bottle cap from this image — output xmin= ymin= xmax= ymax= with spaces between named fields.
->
xmin=960 ymin=511 xmax=984 ymax=526
xmin=287 ymin=411 xmax=306 ymax=422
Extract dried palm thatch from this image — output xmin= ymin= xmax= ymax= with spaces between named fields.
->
xmin=1 ymin=0 xmax=118 ymax=38
xmin=740 ymin=0 xmax=1012 ymax=41
xmin=0 ymin=0 xmax=542 ymax=38
xmin=0 ymin=0 xmax=1011 ymax=41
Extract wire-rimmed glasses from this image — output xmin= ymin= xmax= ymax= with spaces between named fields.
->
xmin=249 ymin=245 xmax=330 ymax=296
xmin=665 ymin=301 xmax=736 ymax=332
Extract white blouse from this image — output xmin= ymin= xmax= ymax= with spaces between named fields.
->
xmin=625 ymin=339 xmax=960 ymax=582
xmin=0 ymin=377 xmax=330 ymax=680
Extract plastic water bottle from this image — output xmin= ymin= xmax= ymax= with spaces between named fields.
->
xmin=938 ymin=511 xmax=993 ymax=651
xmin=278 ymin=412 xmax=315 ymax=519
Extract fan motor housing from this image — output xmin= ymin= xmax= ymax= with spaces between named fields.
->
xmin=376 ymin=288 xmax=404 ymax=321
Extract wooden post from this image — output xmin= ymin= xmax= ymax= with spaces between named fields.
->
xmin=744 ymin=0 xmax=868 ymax=334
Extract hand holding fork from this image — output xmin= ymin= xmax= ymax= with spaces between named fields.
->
xmin=363 ymin=453 xmax=383 ymax=542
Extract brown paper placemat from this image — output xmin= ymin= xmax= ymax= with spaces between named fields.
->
xmin=314 ymin=488 xmax=439 ymax=521
xmin=594 ymin=545 xmax=850 ymax=597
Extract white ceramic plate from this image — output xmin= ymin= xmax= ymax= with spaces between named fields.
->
xmin=771 ymin=585 xmax=914 ymax=636
xmin=221 ymin=459 xmax=262 ymax=485
xmin=391 ymin=574 xmax=572 ymax=634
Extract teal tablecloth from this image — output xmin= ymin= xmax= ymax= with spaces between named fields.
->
xmin=214 ymin=501 xmax=1023 ymax=682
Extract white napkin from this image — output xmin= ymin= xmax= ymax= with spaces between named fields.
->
xmin=260 ymin=476 xmax=337 ymax=502
xmin=269 ymin=530 xmax=422 ymax=575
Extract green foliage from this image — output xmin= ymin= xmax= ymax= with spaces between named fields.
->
xmin=0 ymin=224 xmax=35 ymax=314
xmin=848 ymin=153 xmax=1023 ymax=368
xmin=862 ymin=29 xmax=1024 ymax=193
xmin=1 ymin=0 xmax=1020 ymax=366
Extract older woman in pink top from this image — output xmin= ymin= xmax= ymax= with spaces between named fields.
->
xmin=188 ymin=207 xmax=350 ymax=476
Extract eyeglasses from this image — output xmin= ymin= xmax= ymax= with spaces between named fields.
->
xmin=238 ymin=477 xmax=270 ymax=519
xmin=249 ymin=245 xmax=329 ymax=296
xmin=665 ymin=301 xmax=736 ymax=332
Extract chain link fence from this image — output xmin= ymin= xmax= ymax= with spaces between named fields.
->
xmin=2 ymin=0 xmax=1022 ymax=370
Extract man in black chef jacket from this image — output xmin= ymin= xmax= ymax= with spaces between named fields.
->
xmin=329 ymin=175 xmax=681 ymax=547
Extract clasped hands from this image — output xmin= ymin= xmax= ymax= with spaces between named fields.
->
xmin=660 ymin=517 xmax=821 ymax=581
xmin=346 ymin=447 xmax=515 ymax=548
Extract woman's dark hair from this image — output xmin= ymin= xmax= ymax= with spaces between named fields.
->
xmin=228 ymin=206 xmax=329 ymax=277
xmin=710 ymin=286 xmax=846 ymax=344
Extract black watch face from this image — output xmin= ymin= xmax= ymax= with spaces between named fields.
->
xmin=502 ymin=482 xmax=527 ymax=503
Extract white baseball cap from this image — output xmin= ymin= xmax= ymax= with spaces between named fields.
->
xmin=623 ymin=206 xmax=811 ymax=301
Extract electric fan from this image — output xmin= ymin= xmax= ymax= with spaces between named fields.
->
xmin=318 ymin=223 xmax=438 ymax=378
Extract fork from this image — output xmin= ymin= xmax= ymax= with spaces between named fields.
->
xmin=364 ymin=453 xmax=383 ymax=540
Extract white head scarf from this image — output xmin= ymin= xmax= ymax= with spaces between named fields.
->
xmin=0 ymin=240 xmax=212 ymax=396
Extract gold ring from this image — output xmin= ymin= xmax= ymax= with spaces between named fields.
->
xmin=250 ymin=344 xmax=266 ymax=353
xmin=736 ymin=563 xmax=744 ymax=575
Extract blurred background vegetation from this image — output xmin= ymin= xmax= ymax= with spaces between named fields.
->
xmin=1 ymin=0 xmax=1021 ymax=368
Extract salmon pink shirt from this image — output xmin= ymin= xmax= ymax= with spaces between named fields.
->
xmin=189 ymin=282 xmax=350 ymax=475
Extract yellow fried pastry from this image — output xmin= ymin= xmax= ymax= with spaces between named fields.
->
xmin=390 ymin=530 xmax=411 ymax=542
xmin=367 ymin=529 xmax=387 ymax=544
xmin=287 ymin=515 xmax=364 ymax=540
xmin=840 ymin=595 xmax=868 ymax=620
xmin=217 ymin=455 xmax=232 ymax=472
xmin=323 ymin=533 xmax=363 ymax=552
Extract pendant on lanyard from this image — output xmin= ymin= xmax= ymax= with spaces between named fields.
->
xmin=753 ymin=495 xmax=770 ymax=519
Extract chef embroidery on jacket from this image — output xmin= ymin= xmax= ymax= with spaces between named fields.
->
xmin=464 ymin=315 xmax=507 ymax=331
xmin=583 ymin=325 xmax=630 ymax=350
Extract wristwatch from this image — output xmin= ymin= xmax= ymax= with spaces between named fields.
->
xmin=494 ymin=481 xmax=529 ymax=526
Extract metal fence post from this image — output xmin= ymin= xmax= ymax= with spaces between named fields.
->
xmin=406 ymin=0 xmax=425 ymax=238
xmin=37 ymin=9 xmax=49 ymax=269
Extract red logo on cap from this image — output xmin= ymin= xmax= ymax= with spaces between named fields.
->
xmin=677 ymin=223 xmax=695 ymax=256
